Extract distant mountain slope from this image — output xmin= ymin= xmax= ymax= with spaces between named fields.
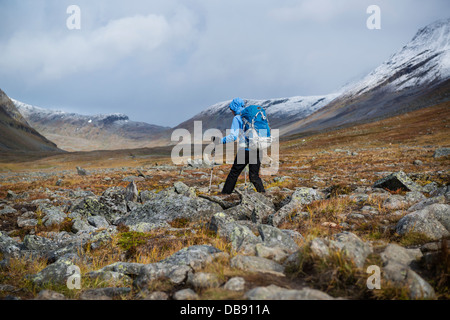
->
xmin=13 ymin=100 xmax=170 ymax=152
xmin=282 ymin=18 xmax=450 ymax=137
xmin=0 ymin=89 xmax=60 ymax=152
xmin=172 ymin=94 xmax=339 ymax=137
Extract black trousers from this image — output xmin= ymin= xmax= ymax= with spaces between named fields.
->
xmin=222 ymin=149 xmax=265 ymax=194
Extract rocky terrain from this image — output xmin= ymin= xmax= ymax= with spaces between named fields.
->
xmin=0 ymin=102 xmax=448 ymax=301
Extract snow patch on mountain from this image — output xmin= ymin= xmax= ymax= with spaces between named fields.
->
xmin=12 ymin=99 xmax=129 ymax=124
xmin=200 ymin=93 xmax=340 ymax=120
xmin=343 ymin=18 xmax=450 ymax=96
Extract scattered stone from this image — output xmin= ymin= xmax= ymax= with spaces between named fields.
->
xmin=187 ymin=272 xmax=223 ymax=289
xmin=80 ymin=287 xmax=131 ymax=300
xmin=76 ymin=167 xmax=88 ymax=176
xmin=125 ymin=181 xmax=139 ymax=202
xmin=269 ymin=187 xmax=324 ymax=227
xmin=258 ymin=224 xmax=300 ymax=253
xmin=255 ymin=244 xmax=290 ymax=263
xmin=396 ymin=204 xmax=450 ymax=240
xmin=433 ymin=147 xmax=450 ymax=159
xmin=380 ymin=244 xmax=422 ymax=266
xmin=223 ymin=277 xmax=245 ymax=291
xmin=173 ymin=288 xmax=198 ymax=300
xmin=244 ymin=285 xmax=334 ymax=300
xmin=230 ymin=255 xmax=285 ymax=276
xmin=30 ymin=258 xmax=76 ymax=287
xmin=413 ymin=160 xmax=423 ymax=166
xmin=137 ymin=290 xmax=169 ymax=300
xmin=0 ymin=206 xmax=17 ymax=215
xmin=35 ymin=290 xmax=67 ymax=300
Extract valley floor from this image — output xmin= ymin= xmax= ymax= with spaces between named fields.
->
xmin=0 ymin=102 xmax=449 ymax=301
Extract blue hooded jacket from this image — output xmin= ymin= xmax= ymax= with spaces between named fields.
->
xmin=221 ymin=98 xmax=245 ymax=146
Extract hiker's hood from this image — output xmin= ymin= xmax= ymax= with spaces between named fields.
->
xmin=229 ymin=98 xmax=245 ymax=115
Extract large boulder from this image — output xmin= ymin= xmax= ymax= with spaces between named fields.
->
xmin=269 ymin=188 xmax=324 ymax=227
xmin=396 ymin=204 xmax=450 ymax=240
xmin=258 ymin=224 xmax=300 ymax=254
xmin=308 ymin=232 xmax=373 ymax=268
xmin=373 ymin=171 xmax=423 ymax=192
xmin=380 ymin=244 xmax=435 ymax=299
xmin=119 ymin=189 xmax=223 ymax=226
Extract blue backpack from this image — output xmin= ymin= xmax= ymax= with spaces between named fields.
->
xmin=240 ymin=105 xmax=273 ymax=150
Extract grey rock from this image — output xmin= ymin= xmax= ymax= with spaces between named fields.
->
xmin=308 ymin=232 xmax=372 ymax=268
xmin=31 ymin=258 xmax=76 ymax=286
xmin=383 ymin=195 xmax=408 ymax=210
xmin=87 ymin=215 xmax=110 ymax=229
xmin=433 ymin=147 xmax=450 ymax=158
xmin=255 ymin=244 xmax=290 ymax=263
xmin=405 ymin=191 xmax=427 ymax=205
xmin=329 ymin=232 xmax=373 ymax=268
xmin=0 ymin=233 xmax=21 ymax=258
xmin=408 ymin=195 xmax=446 ymax=212
xmin=160 ymin=245 xmax=224 ymax=271
xmin=85 ymin=270 xmax=131 ymax=285
xmin=244 ymin=285 xmax=334 ymax=300
xmin=39 ymin=205 xmax=66 ymax=227
xmin=373 ymin=171 xmax=423 ymax=192
xmin=0 ymin=206 xmax=17 ymax=215
xmin=80 ymin=287 xmax=131 ymax=300
xmin=71 ymin=218 xmax=95 ymax=234
xmin=224 ymin=277 xmax=245 ymax=291
xmin=187 ymin=272 xmax=223 ymax=289
xmin=230 ymin=255 xmax=285 ymax=276
xmin=76 ymin=166 xmax=88 ymax=176
xmin=129 ymin=221 xmax=170 ymax=232
xmin=383 ymin=262 xmax=435 ymax=299
xmin=137 ymin=290 xmax=169 ymax=300
xmin=380 ymin=244 xmax=422 ymax=266
xmin=396 ymin=204 xmax=450 ymax=240
xmin=237 ymin=191 xmax=276 ymax=223
xmin=125 ymin=181 xmax=139 ymax=202
xmin=269 ymin=187 xmax=324 ymax=227
xmin=258 ymin=224 xmax=300 ymax=253
xmin=35 ymin=290 xmax=67 ymax=300
xmin=173 ymin=288 xmax=198 ymax=300
xmin=119 ymin=190 xmax=222 ymax=226
xmin=17 ymin=217 xmax=38 ymax=228
xmin=23 ymin=235 xmax=59 ymax=252
xmin=229 ymin=224 xmax=262 ymax=252
xmin=134 ymin=263 xmax=191 ymax=289
xmin=100 ymin=262 xmax=145 ymax=277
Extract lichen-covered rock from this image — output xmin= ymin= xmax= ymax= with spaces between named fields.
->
xmin=100 ymin=262 xmax=145 ymax=277
xmin=80 ymin=287 xmax=131 ymax=300
xmin=396 ymin=204 xmax=450 ymax=240
xmin=244 ymin=285 xmax=334 ymax=300
xmin=383 ymin=262 xmax=435 ymax=299
xmin=229 ymin=224 xmax=262 ymax=252
xmin=118 ymin=190 xmax=223 ymax=226
xmin=0 ymin=233 xmax=21 ymax=258
xmin=173 ymin=288 xmax=198 ymax=300
xmin=230 ymin=255 xmax=285 ymax=276
xmin=373 ymin=171 xmax=423 ymax=192
xmin=39 ymin=205 xmax=66 ymax=227
xmin=255 ymin=244 xmax=290 ymax=262
xmin=307 ymin=232 xmax=372 ymax=268
xmin=187 ymin=272 xmax=223 ymax=289
xmin=380 ymin=244 xmax=422 ymax=266
xmin=433 ymin=147 xmax=450 ymax=158
xmin=224 ymin=277 xmax=245 ymax=291
xmin=269 ymin=187 xmax=324 ymax=227
xmin=258 ymin=224 xmax=300 ymax=253
xmin=30 ymin=258 xmax=76 ymax=287
xmin=160 ymin=245 xmax=224 ymax=271
xmin=134 ymin=263 xmax=191 ymax=289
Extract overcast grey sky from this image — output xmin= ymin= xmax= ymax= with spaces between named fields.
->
xmin=0 ymin=0 xmax=448 ymax=127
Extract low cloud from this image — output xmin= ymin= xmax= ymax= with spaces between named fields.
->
xmin=0 ymin=10 xmax=198 ymax=80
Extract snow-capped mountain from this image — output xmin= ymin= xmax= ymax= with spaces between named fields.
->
xmin=172 ymin=93 xmax=339 ymax=136
xmin=12 ymin=99 xmax=170 ymax=152
xmin=283 ymin=18 xmax=450 ymax=137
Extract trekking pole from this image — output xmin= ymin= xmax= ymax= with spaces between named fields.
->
xmin=209 ymin=140 xmax=216 ymax=194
